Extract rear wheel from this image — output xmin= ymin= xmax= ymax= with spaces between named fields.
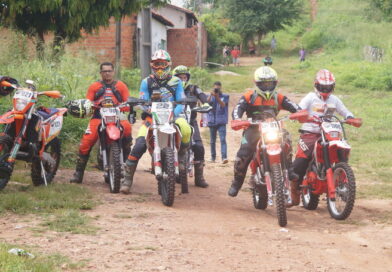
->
xmin=327 ymin=162 xmax=356 ymax=220
xmin=0 ymin=134 xmax=13 ymax=190
xmin=160 ymin=147 xmax=176 ymax=206
xmin=271 ymin=163 xmax=287 ymax=227
xmin=108 ymin=142 xmax=122 ymax=193
xmin=31 ymin=137 xmax=61 ymax=186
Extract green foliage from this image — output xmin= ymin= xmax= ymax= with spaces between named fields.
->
xmin=121 ymin=68 xmax=141 ymax=95
xmin=224 ymin=0 xmax=303 ymax=38
xmin=370 ymin=0 xmax=392 ymax=18
xmin=200 ymin=14 xmax=242 ymax=58
xmin=189 ymin=67 xmax=213 ymax=90
xmin=41 ymin=210 xmax=98 ymax=234
xmin=0 ymin=0 xmax=167 ymax=55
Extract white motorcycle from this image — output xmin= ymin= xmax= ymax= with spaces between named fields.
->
xmin=128 ymin=94 xmax=196 ymax=206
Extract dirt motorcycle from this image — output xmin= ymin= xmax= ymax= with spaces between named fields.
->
xmin=0 ymin=80 xmax=66 ymax=190
xmin=231 ymin=110 xmax=308 ymax=227
xmin=178 ymin=100 xmax=212 ymax=193
xmin=128 ymin=93 xmax=196 ymax=206
xmin=301 ymin=105 xmax=362 ymax=220
xmin=95 ymin=98 xmax=131 ymax=193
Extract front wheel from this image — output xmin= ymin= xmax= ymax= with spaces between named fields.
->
xmin=31 ymin=137 xmax=61 ymax=186
xmin=160 ymin=147 xmax=176 ymax=206
xmin=327 ymin=162 xmax=356 ymax=220
xmin=0 ymin=134 xmax=13 ymax=190
xmin=271 ymin=163 xmax=287 ymax=227
xmin=107 ymin=141 xmax=122 ymax=193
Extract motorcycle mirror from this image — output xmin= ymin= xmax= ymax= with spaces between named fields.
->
xmin=345 ymin=118 xmax=362 ymax=128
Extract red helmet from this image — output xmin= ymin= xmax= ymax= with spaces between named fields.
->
xmin=314 ymin=69 xmax=335 ymax=100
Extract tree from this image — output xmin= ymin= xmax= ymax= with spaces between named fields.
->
xmin=371 ymin=0 xmax=392 ymax=18
xmin=0 ymin=0 xmax=167 ymax=57
xmin=224 ymin=0 xmax=302 ymax=50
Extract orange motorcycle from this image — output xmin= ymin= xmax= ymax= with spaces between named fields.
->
xmin=0 ymin=79 xmax=67 ymax=190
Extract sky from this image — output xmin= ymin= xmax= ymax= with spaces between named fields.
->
xmin=170 ymin=0 xmax=185 ymax=8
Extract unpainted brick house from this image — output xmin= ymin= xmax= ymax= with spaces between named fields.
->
xmin=67 ymin=4 xmax=207 ymax=68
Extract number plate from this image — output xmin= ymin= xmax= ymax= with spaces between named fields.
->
xmin=14 ymin=89 xmax=33 ymax=100
xmin=322 ymin=122 xmax=342 ymax=133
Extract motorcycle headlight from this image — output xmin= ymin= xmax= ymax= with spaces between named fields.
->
xmin=15 ymin=98 xmax=29 ymax=111
xmin=264 ymin=131 xmax=279 ymax=143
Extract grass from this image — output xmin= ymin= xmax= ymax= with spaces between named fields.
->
xmin=0 ymin=243 xmax=86 ymax=272
xmin=0 ymin=183 xmax=98 ymax=233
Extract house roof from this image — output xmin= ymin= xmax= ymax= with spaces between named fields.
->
xmin=164 ymin=4 xmax=198 ymax=22
xmin=151 ymin=11 xmax=174 ymax=27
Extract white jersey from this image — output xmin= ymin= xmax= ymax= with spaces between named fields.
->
xmin=299 ymin=91 xmax=353 ymax=134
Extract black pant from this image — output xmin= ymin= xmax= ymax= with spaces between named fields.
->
xmin=190 ymin=119 xmax=205 ymax=162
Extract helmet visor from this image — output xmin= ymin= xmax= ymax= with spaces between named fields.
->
xmin=317 ymin=84 xmax=334 ymax=93
xmin=256 ymin=81 xmax=276 ymax=92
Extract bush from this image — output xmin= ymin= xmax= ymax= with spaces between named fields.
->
xmin=189 ymin=67 xmax=213 ymax=90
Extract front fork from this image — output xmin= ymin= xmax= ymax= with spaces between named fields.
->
xmin=322 ymin=143 xmax=336 ymax=200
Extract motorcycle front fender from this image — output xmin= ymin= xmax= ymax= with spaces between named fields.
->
xmin=106 ymin=124 xmax=121 ymax=141
xmin=0 ymin=111 xmax=15 ymax=124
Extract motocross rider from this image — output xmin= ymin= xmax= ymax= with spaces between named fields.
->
xmin=70 ymin=62 xmax=132 ymax=183
xmin=120 ymin=50 xmax=192 ymax=194
xmin=228 ymin=66 xmax=300 ymax=197
xmin=172 ymin=65 xmax=210 ymax=188
xmin=290 ymin=69 xmax=354 ymax=206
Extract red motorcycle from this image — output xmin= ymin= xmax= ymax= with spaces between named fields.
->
xmin=231 ymin=110 xmax=308 ymax=227
xmin=301 ymin=105 xmax=362 ymax=220
xmin=0 ymin=79 xmax=67 ymax=189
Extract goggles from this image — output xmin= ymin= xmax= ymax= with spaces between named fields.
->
xmin=151 ymin=61 xmax=169 ymax=69
xmin=317 ymin=84 xmax=334 ymax=93
xmin=256 ymin=81 xmax=276 ymax=91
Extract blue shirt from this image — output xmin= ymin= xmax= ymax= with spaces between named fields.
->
xmin=139 ymin=76 xmax=185 ymax=117
xmin=207 ymin=93 xmax=229 ymax=126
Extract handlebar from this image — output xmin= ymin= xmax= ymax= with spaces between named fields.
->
xmin=309 ymin=114 xmax=362 ymax=128
xmin=127 ymin=97 xmax=198 ymax=106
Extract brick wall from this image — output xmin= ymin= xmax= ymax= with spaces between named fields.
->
xmin=67 ymin=15 xmax=137 ymax=68
xmin=167 ymin=25 xmax=204 ymax=67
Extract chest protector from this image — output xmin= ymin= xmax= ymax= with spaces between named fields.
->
xmin=94 ymin=81 xmax=123 ymax=103
xmin=147 ymin=75 xmax=176 ymax=100
xmin=247 ymin=90 xmax=279 ymax=119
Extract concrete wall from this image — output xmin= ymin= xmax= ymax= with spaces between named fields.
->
xmin=156 ymin=6 xmax=186 ymax=28
xmin=151 ymin=19 xmax=168 ymax=53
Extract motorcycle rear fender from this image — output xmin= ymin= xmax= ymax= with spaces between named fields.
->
xmin=106 ymin=124 xmax=121 ymax=141
xmin=0 ymin=111 xmax=15 ymax=124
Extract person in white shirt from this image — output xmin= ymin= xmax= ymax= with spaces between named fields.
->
xmin=290 ymin=69 xmax=355 ymax=206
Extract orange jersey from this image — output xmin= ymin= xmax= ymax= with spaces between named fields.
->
xmin=86 ymin=80 xmax=129 ymax=105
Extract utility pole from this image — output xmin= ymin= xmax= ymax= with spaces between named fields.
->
xmin=115 ymin=20 xmax=121 ymax=79
xmin=140 ymin=8 xmax=152 ymax=79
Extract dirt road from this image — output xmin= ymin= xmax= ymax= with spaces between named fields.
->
xmin=1 ymin=58 xmax=392 ymax=271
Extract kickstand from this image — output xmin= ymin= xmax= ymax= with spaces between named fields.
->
xmin=40 ymin=160 xmax=48 ymax=186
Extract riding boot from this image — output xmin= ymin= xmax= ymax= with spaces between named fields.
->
xmin=287 ymin=180 xmax=301 ymax=207
xmin=120 ymin=160 xmax=137 ymax=194
xmin=70 ymin=154 xmax=89 ymax=183
xmin=122 ymin=136 xmax=133 ymax=162
xmin=228 ymin=158 xmax=247 ymax=197
xmin=194 ymin=161 xmax=208 ymax=188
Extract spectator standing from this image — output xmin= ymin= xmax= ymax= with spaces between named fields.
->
xmin=207 ymin=82 xmax=229 ymax=164
xmin=231 ymin=46 xmax=241 ymax=66
xmin=223 ymin=45 xmax=231 ymax=66
xmin=270 ymin=35 xmax=277 ymax=53
xmin=299 ymin=47 xmax=306 ymax=62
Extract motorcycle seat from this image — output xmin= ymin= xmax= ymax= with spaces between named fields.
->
xmin=37 ymin=108 xmax=59 ymax=120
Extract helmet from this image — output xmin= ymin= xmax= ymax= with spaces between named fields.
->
xmin=173 ymin=65 xmax=190 ymax=81
xmin=263 ymin=56 xmax=273 ymax=66
xmin=314 ymin=69 xmax=335 ymax=100
xmin=0 ymin=76 xmax=19 ymax=96
xmin=150 ymin=49 xmax=172 ymax=80
xmin=254 ymin=66 xmax=278 ymax=100
xmin=65 ymin=99 xmax=93 ymax=118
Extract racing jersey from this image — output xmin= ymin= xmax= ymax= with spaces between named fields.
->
xmin=299 ymin=91 xmax=354 ymax=134
xmin=233 ymin=89 xmax=299 ymax=120
xmin=139 ymin=75 xmax=185 ymax=117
